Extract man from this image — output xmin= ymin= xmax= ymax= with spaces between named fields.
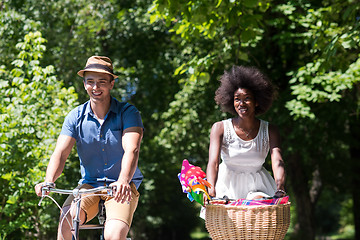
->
xmin=35 ymin=56 xmax=143 ymax=240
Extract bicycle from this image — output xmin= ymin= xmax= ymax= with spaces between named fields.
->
xmin=38 ymin=182 xmax=131 ymax=240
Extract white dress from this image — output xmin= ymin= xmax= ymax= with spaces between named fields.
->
xmin=215 ymin=118 xmax=277 ymax=199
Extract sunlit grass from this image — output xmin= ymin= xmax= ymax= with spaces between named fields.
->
xmin=190 ymin=226 xmax=210 ymax=240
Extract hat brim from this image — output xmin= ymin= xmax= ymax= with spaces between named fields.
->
xmin=77 ymin=69 xmax=118 ymax=79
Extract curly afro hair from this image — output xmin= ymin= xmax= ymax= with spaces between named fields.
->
xmin=215 ymin=65 xmax=274 ymax=116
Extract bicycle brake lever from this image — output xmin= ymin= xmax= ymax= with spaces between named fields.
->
xmin=108 ymin=186 xmax=117 ymax=197
xmin=38 ymin=185 xmax=52 ymax=206
xmin=38 ymin=196 xmax=43 ymax=206
xmin=38 ymin=187 xmax=48 ymax=206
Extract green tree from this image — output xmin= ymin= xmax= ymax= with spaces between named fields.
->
xmin=0 ymin=31 xmax=78 ymax=239
xmin=1 ymin=0 xmax=359 ymax=239
xmin=150 ymin=0 xmax=360 ymax=239
xmin=282 ymin=1 xmax=360 ymax=238
xmin=2 ymin=1 xmax=193 ymax=239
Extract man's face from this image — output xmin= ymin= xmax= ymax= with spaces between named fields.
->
xmin=83 ymin=72 xmax=114 ymax=103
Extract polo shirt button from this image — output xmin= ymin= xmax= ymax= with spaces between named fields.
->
xmin=105 ymin=163 xmax=107 ymax=165
xmin=102 ymin=149 xmax=104 ymax=151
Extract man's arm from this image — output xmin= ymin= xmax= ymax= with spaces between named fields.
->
xmin=111 ymin=127 xmax=143 ymax=203
xmin=35 ymin=135 xmax=76 ymax=196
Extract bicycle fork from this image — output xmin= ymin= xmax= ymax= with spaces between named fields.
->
xmin=71 ymin=198 xmax=81 ymax=240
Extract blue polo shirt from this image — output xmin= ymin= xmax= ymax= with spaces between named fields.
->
xmin=60 ymin=97 xmax=144 ymax=189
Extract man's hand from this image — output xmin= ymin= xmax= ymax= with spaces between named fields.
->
xmin=34 ymin=182 xmax=55 ymax=196
xmin=110 ymin=179 xmax=132 ymax=204
xmin=35 ymin=182 xmax=44 ymax=196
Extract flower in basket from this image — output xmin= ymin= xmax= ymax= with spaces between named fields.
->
xmin=178 ymin=159 xmax=212 ymax=206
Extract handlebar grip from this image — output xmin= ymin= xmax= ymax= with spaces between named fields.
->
xmin=109 ymin=186 xmax=116 ymax=197
xmin=44 ymin=182 xmax=56 ymax=188
xmin=38 ymin=182 xmax=55 ymax=206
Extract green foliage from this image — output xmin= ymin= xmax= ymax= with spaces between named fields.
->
xmin=148 ymin=0 xmax=276 ymax=166
xmin=0 ymin=31 xmax=78 ymax=238
xmin=1 ymin=0 xmax=360 ymax=239
xmin=151 ymin=0 xmax=271 ymax=40
xmin=338 ymin=198 xmax=355 ymax=237
xmin=151 ymin=0 xmax=360 ymax=239
xmin=0 ymin=6 xmax=40 ymax=68
xmin=282 ymin=1 xmax=360 ymax=119
xmin=286 ymin=57 xmax=360 ymax=119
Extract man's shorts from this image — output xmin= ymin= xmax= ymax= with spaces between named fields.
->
xmin=62 ymin=182 xmax=140 ymax=227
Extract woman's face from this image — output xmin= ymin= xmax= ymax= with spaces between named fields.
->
xmin=233 ymin=88 xmax=258 ymax=117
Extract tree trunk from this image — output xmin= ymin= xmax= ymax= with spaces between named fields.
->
xmin=352 ymin=176 xmax=360 ymax=240
xmin=287 ymin=153 xmax=316 ymax=240
xmin=350 ymin=116 xmax=360 ymax=240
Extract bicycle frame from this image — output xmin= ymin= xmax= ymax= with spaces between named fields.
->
xmin=39 ymin=184 xmax=114 ymax=240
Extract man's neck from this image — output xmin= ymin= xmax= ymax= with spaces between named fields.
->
xmin=90 ymin=97 xmax=111 ymax=120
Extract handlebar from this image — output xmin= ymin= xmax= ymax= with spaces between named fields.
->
xmin=38 ymin=184 xmax=114 ymax=206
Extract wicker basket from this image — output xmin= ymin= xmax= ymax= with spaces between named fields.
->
xmin=205 ymin=201 xmax=291 ymax=240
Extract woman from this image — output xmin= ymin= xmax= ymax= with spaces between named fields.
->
xmin=206 ymin=66 xmax=286 ymax=200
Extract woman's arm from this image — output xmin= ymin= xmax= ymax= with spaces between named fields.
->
xmin=206 ymin=121 xmax=224 ymax=198
xmin=269 ymin=123 xmax=286 ymax=196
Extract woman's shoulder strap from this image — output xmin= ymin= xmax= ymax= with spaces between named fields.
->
xmin=221 ymin=118 xmax=233 ymax=145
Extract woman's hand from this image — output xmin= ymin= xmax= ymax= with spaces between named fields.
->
xmin=203 ymin=187 xmax=216 ymax=205
xmin=208 ymin=187 xmax=216 ymax=199
xmin=274 ymin=189 xmax=286 ymax=198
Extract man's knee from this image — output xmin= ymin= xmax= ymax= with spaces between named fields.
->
xmin=59 ymin=205 xmax=87 ymax=227
xmin=104 ymin=219 xmax=129 ymax=240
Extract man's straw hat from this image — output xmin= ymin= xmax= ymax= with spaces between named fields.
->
xmin=77 ymin=56 xmax=118 ymax=79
